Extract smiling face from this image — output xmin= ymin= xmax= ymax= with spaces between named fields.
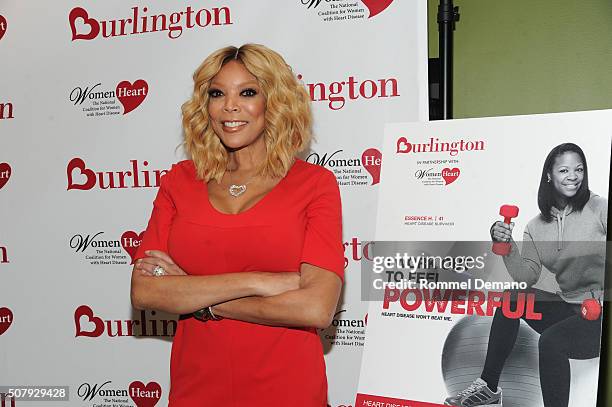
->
xmin=207 ymin=60 xmax=266 ymax=151
xmin=548 ymin=151 xmax=584 ymax=199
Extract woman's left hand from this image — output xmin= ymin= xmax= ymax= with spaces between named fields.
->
xmin=134 ymin=250 xmax=187 ymax=276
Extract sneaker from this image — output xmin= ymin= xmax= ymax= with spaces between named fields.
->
xmin=444 ymin=378 xmax=502 ymax=406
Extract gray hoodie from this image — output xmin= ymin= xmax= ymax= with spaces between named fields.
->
xmin=504 ymin=194 xmax=607 ymax=303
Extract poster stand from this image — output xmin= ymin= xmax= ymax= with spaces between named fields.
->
xmin=356 ymin=110 xmax=612 ymax=407
xmin=433 ymin=5 xmax=611 ymax=403
xmin=437 ymin=0 xmax=460 ymax=120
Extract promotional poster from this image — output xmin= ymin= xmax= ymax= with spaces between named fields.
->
xmin=356 ymin=111 xmax=611 ymax=407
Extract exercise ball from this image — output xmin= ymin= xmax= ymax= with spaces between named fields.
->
xmin=441 ymin=316 xmax=543 ymax=407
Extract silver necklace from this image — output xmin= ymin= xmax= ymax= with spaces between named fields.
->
xmin=227 ymin=169 xmax=258 ymax=197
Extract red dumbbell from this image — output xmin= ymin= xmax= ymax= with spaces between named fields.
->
xmin=492 ymin=205 xmax=519 ymax=256
xmin=581 ymin=293 xmax=602 ymax=320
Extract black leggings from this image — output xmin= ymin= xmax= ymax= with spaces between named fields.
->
xmin=481 ymin=289 xmax=601 ymax=407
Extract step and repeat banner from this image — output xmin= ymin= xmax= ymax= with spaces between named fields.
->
xmin=0 ymin=1 xmax=428 ymax=406
xmin=357 ymin=111 xmax=612 ymax=407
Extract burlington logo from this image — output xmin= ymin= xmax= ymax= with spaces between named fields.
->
xmin=0 ymin=245 xmax=8 ymax=264
xmin=74 ymin=305 xmax=176 ymax=338
xmin=397 ymin=137 xmax=485 ymax=156
xmin=70 ymin=80 xmax=148 ymax=116
xmin=69 ymin=5 xmax=232 ymax=41
xmin=297 ymin=73 xmax=399 ymax=111
xmin=302 ymin=0 xmax=394 ymax=19
xmin=0 ymin=101 xmax=14 ymax=120
xmin=66 ymin=158 xmax=168 ymax=190
xmin=306 ymin=149 xmax=382 ymax=186
xmin=343 ymin=237 xmax=374 ymax=269
xmin=0 ymin=163 xmax=11 ymax=190
xmin=0 ymin=307 xmax=13 ymax=336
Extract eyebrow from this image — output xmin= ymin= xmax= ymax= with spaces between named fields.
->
xmin=209 ymin=80 xmax=260 ymax=88
xmin=556 ymin=164 xmax=583 ymax=168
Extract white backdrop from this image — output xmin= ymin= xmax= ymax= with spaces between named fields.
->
xmin=0 ymin=1 xmax=428 ymax=406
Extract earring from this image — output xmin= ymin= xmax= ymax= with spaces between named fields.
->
xmin=547 ymin=177 xmax=551 ymax=183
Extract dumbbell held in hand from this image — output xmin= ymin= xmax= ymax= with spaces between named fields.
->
xmin=492 ymin=205 xmax=519 ymax=256
xmin=581 ymin=296 xmax=602 ymax=321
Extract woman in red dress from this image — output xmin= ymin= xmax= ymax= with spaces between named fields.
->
xmin=130 ymin=44 xmax=343 ymax=406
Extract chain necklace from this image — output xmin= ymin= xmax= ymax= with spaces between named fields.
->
xmin=227 ymin=168 xmax=258 ymax=197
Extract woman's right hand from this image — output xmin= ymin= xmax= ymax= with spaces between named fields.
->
xmin=490 ymin=221 xmax=514 ymax=242
xmin=255 ymin=272 xmax=301 ymax=297
xmin=134 ymin=250 xmax=188 ymax=276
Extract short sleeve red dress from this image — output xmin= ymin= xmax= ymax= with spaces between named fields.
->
xmin=134 ymin=159 xmax=344 ymax=406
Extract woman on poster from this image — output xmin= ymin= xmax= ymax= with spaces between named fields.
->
xmin=130 ymin=44 xmax=344 ymax=406
xmin=445 ymin=143 xmax=607 ymax=407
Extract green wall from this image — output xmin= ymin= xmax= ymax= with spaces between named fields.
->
xmin=429 ymin=0 xmax=612 ymax=117
xmin=427 ymin=0 xmax=612 ymax=403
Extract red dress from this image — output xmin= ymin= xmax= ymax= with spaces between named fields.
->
xmin=135 ymin=159 xmax=344 ymax=406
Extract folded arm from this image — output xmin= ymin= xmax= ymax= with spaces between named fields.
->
xmin=130 ymin=251 xmax=299 ymax=314
xmin=212 ymin=263 xmax=342 ymax=329
xmin=131 ymin=166 xmax=343 ymax=327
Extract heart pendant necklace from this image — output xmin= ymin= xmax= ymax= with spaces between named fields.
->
xmin=229 ymin=184 xmax=247 ymax=197
xmin=227 ymin=168 xmax=258 ymax=198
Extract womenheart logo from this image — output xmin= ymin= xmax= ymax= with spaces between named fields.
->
xmin=121 ymin=231 xmax=145 ymax=264
xmin=116 ymin=80 xmax=149 ymax=115
xmin=0 ymin=163 xmax=11 ymax=190
xmin=361 ymin=148 xmax=382 ymax=185
xmin=0 ymin=15 xmax=7 ymax=41
xmin=361 ymin=0 xmax=394 ymax=18
xmin=442 ymin=167 xmax=460 ymax=185
xmin=0 ymin=307 xmax=13 ymax=336
xmin=129 ymin=381 xmax=162 ymax=407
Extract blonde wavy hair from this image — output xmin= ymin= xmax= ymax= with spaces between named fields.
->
xmin=182 ymin=44 xmax=313 ymax=182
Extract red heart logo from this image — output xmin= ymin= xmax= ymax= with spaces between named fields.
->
xmin=396 ymin=137 xmax=412 ymax=154
xmin=361 ymin=0 xmax=394 ymax=18
xmin=442 ymin=167 xmax=460 ymax=185
xmin=0 ymin=307 xmax=13 ymax=336
xmin=361 ymin=148 xmax=382 ymax=185
xmin=0 ymin=15 xmax=7 ymax=41
xmin=129 ymin=381 xmax=162 ymax=407
xmin=121 ymin=231 xmax=145 ymax=264
xmin=116 ymin=80 xmax=149 ymax=115
xmin=69 ymin=7 xmax=100 ymax=41
xmin=74 ymin=305 xmax=104 ymax=337
xmin=67 ymin=158 xmax=96 ymax=190
xmin=0 ymin=163 xmax=11 ymax=190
